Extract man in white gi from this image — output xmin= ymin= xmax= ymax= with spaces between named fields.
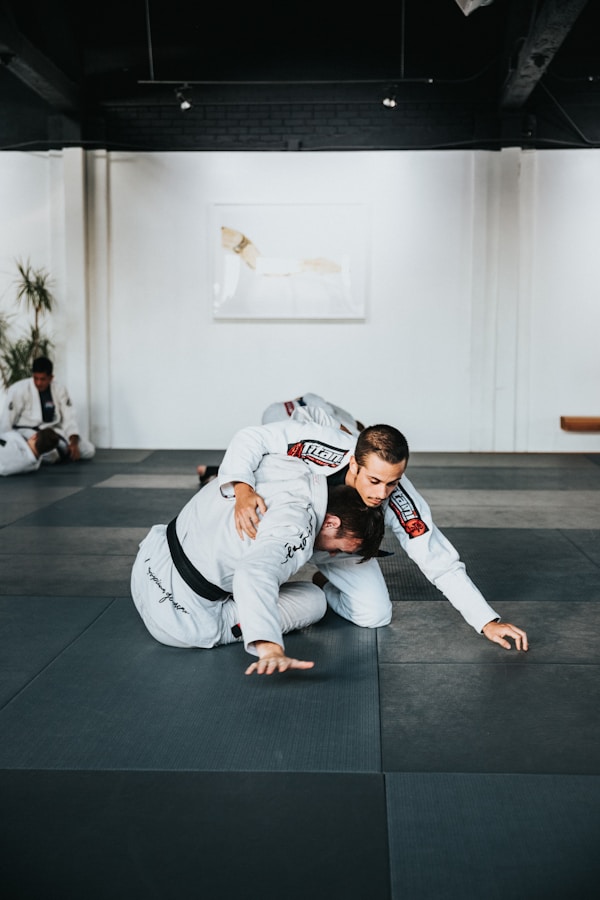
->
xmin=131 ymin=453 xmax=384 ymax=675
xmin=218 ymin=413 xmax=529 ymax=653
xmin=6 ymin=356 xmax=95 ymax=463
xmin=0 ymin=427 xmax=60 ymax=476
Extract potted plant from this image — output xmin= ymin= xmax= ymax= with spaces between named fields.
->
xmin=0 ymin=260 xmax=56 ymax=387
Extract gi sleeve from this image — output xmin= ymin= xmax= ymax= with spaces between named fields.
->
xmin=384 ymin=474 xmax=500 ymax=633
xmin=53 ymin=382 xmax=81 ymax=439
xmin=232 ymin=496 xmax=319 ymax=655
xmin=218 ymin=422 xmax=291 ymax=497
xmin=6 ymin=381 xmax=27 ymax=427
xmin=218 ymin=418 xmax=354 ymax=498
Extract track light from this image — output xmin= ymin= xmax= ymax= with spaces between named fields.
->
xmin=175 ymin=85 xmax=192 ymax=111
xmin=454 ymin=0 xmax=494 ymax=15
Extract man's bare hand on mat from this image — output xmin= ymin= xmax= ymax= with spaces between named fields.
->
xmin=245 ymin=641 xmax=315 ymax=675
xmin=482 ymin=620 xmax=529 ymax=651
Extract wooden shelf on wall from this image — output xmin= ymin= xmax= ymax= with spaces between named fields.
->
xmin=560 ymin=416 xmax=600 ymax=433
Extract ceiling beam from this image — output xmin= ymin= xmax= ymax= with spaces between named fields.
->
xmin=500 ymin=0 xmax=589 ymax=110
xmin=0 ymin=2 xmax=80 ymax=113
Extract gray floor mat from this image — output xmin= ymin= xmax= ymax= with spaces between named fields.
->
xmin=386 ymin=772 xmax=600 ymax=900
xmin=14 ymin=487 xmax=195 ymax=527
xmin=407 ymin=465 xmax=600 ymax=491
xmin=0 ymin=597 xmax=114 ymax=707
xmin=378 ymin=527 xmax=600 ymax=603
xmin=380 ymin=661 xmax=600 ymax=774
xmin=1 ymin=770 xmax=390 ymax=900
xmin=0 ymin=553 xmax=135 ymax=597
xmin=0 ymin=602 xmax=381 ymax=772
xmin=379 ymin=600 xmax=600 ymax=663
xmin=2 ymin=449 xmax=599 ymax=894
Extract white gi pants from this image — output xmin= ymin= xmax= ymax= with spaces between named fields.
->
xmin=311 ymin=553 xmax=393 ymax=628
xmin=130 ymin=525 xmax=327 ymax=649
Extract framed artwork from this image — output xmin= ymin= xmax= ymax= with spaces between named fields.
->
xmin=211 ymin=203 xmax=367 ymax=319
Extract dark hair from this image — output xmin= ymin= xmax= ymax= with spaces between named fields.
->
xmin=35 ymin=428 xmax=60 ymax=455
xmin=354 ymin=424 xmax=409 ymax=468
xmin=32 ymin=356 xmax=53 ymax=376
xmin=326 ymin=484 xmax=385 ymax=562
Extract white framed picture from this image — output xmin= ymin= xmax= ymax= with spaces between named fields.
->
xmin=211 ymin=203 xmax=367 ymax=319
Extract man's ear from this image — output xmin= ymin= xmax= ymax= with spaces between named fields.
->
xmin=349 ymin=456 xmax=358 ymax=476
xmin=322 ymin=513 xmax=341 ymax=530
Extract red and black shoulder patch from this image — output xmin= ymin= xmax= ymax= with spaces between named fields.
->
xmin=388 ymin=485 xmax=429 ymax=538
xmin=287 ymin=439 xmax=348 ymax=468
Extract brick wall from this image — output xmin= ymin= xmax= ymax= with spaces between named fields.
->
xmin=1 ymin=78 xmax=599 ymax=152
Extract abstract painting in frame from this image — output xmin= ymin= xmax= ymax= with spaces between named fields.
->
xmin=211 ymin=203 xmax=367 ymax=320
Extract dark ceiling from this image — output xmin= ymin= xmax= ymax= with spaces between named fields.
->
xmin=1 ymin=0 xmax=599 ymax=151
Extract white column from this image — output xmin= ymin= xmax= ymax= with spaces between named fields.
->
xmin=49 ymin=148 xmax=92 ymax=441
xmin=86 ymin=150 xmax=112 ymax=448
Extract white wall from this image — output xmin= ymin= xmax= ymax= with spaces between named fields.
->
xmin=94 ymin=151 xmax=483 ymax=450
xmin=524 ymin=151 xmax=600 ymax=451
xmin=0 ymin=149 xmax=91 ymax=437
xmin=1 ymin=148 xmax=599 ymax=452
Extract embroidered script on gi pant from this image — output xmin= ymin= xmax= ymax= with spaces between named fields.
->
xmin=146 ymin=561 xmax=189 ymax=613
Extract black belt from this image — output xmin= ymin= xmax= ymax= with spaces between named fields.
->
xmin=166 ymin=517 xmax=231 ymax=602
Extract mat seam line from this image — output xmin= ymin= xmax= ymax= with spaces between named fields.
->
xmin=0 ymin=598 xmax=119 ymax=713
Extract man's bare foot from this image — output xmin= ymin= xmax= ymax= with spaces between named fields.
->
xmin=197 ymin=465 xmax=219 ymax=488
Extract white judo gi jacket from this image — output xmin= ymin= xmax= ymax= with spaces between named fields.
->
xmin=0 ymin=430 xmax=40 ymax=476
xmin=6 ymin=377 xmax=81 ymax=441
xmin=131 ymin=454 xmax=329 ymax=655
xmin=218 ymin=411 xmax=500 ymax=635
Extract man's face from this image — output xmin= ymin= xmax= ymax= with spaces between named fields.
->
xmin=314 ymin=524 xmax=362 ymax=557
xmin=349 ymin=451 xmax=406 ymax=508
xmin=33 ymin=372 xmax=53 ymax=391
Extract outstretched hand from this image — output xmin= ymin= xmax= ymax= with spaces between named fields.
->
xmin=233 ymin=482 xmax=268 ymax=540
xmin=245 ymin=641 xmax=315 ymax=675
xmin=482 ymin=620 xmax=528 ymax=651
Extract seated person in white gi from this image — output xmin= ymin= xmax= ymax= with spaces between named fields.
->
xmin=218 ymin=413 xmax=529 ymax=653
xmin=131 ymin=453 xmax=384 ymax=676
xmin=6 ymin=356 xmax=95 ymax=463
xmin=0 ymin=427 xmax=60 ymax=476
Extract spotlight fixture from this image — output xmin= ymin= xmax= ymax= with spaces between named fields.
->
xmin=175 ymin=85 xmax=192 ymax=111
xmin=454 ymin=0 xmax=494 ymax=15
xmin=382 ymin=93 xmax=397 ymax=109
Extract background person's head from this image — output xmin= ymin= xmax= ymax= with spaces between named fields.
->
xmin=34 ymin=428 xmax=60 ymax=457
xmin=315 ymin=484 xmax=385 ymax=561
xmin=349 ymin=424 xmax=409 ymax=508
xmin=32 ymin=357 xmax=54 ymax=392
